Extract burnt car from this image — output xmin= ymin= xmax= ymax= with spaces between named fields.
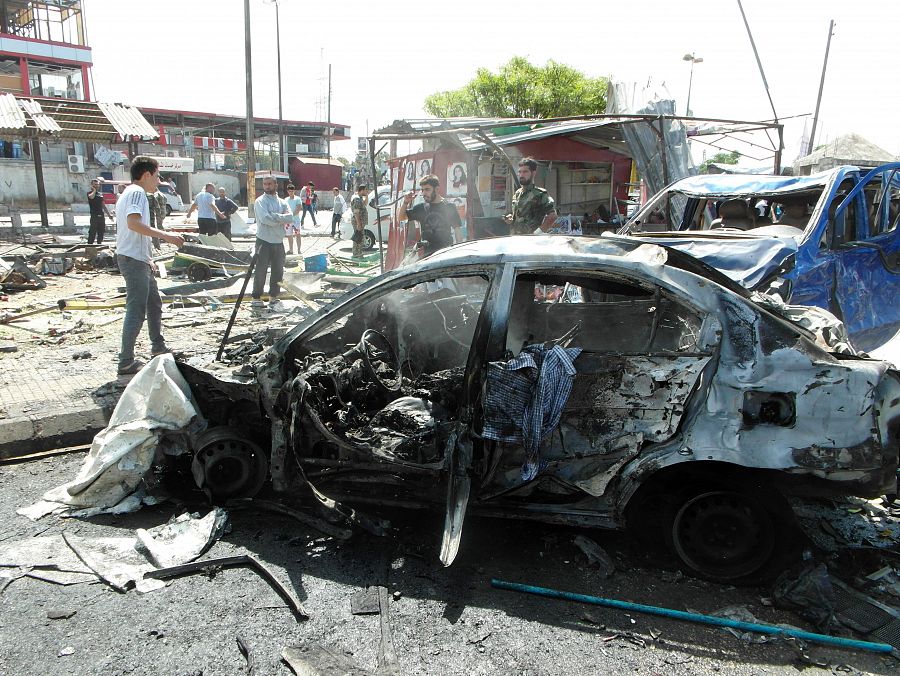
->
xmin=181 ymin=236 xmax=900 ymax=582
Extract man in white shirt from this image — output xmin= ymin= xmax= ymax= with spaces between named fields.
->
xmin=186 ymin=182 xmax=225 ymax=236
xmin=331 ymin=187 xmax=347 ymax=238
xmin=116 ymin=156 xmax=185 ymax=375
xmin=252 ymin=176 xmax=294 ymax=311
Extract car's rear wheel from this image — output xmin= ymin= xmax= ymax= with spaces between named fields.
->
xmin=671 ymin=489 xmax=776 ymax=581
xmin=363 ymin=229 xmax=376 ymax=250
xmin=166 ymin=204 xmax=173 ymax=216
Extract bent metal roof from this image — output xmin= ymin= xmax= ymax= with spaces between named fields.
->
xmin=0 ymin=94 xmax=158 ymax=141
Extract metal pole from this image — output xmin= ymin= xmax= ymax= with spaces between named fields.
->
xmin=31 ymin=137 xmax=49 ymax=228
xmin=216 ymin=252 xmax=258 ymax=362
xmin=807 ymin=20 xmax=834 ymax=156
xmin=274 ymin=0 xmax=285 ymax=173
xmin=326 ymin=63 xmax=332 ymax=161
xmin=369 ymin=137 xmax=384 ymax=273
xmin=685 ymin=59 xmax=695 ymax=117
xmin=244 ymin=0 xmax=255 ymax=216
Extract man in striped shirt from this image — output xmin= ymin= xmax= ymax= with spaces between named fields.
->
xmin=115 ymin=156 xmax=185 ymax=375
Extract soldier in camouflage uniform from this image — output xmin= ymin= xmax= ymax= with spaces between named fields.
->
xmin=349 ymin=184 xmax=370 ymax=258
xmin=146 ymin=190 xmax=168 ymax=249
xmin=504 ymin=157 xmax=557 ymax=235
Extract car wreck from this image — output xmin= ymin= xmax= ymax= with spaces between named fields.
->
xmin=620 ymin=164 xmax=900 ymax=350
xmin=179 ymin=235 xmax=900 ymax=583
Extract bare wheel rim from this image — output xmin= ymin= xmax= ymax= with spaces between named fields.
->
xmin=672 ymin=490 xmax=775 ymax=580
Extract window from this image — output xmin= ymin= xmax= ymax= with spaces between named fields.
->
xmin=505 ymin=273 xmax=705 ymax=355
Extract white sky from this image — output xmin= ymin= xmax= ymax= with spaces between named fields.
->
xmin=84 ymin=0 xmax=900 ymax=163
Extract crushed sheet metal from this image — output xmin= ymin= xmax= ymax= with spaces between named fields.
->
xmin=97 ymin=101 xmax=159 ymax=140
xmin=18 ymin=97 xmax=62 ymax=134
xmin=0 ymin=93 xmax=29 ymax=133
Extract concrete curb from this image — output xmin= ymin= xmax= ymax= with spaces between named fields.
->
xmin=0 ymin=402 xmax=113 ymax=459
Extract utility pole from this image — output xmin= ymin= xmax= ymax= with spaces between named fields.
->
xmin=274 ymin=0 xmax=285 ymax=173
xmin=326 ymin=63 xmax=332 ymax=160
xmin=244 ymin=0 xmax=255 ymax=214
xmin=807 ymin=20 xmax=834 ymax=157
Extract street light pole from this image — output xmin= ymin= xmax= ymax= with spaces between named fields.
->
xmin=683 ymin=52 xmax=703 ymax=117
xmin=273 ymin=0 xmax=285 ymax=173
xmin=244 ymin=0 xmax=255 ymax=215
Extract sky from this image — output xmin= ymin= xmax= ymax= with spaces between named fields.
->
xmin=83 ymin=0 xmax=900 ymax=165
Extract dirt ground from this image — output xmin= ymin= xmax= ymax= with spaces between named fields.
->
xmin=0 ymin=233 xmax=898 ymax=675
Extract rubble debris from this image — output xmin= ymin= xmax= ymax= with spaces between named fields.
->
xmin=227 ymin=499 xmax=351 ymax=541
xmin=490 ymin=578 xmax=894 ymax=653
xmin=135 ymin=508 xmax=228 ymax=569
xmin=773 ymin=561 xmax=836 ymax=630
xmin=236 ymin=634 xmax=255 ymax=676
xmin=62 ymin=531 xmax=165 ymax=593
xmin=0 ymin=256 xmax=46 ymax=291
xmin=572 ymin=535 xmax=615 ymax=578
xmin=144 ymin=554 xmax=308 ymax=621
xmin=46 ymin=609 xmax=77 ymax=620
xmin=282 ymin=644 xmax=370 ymax=676
xmin=57 ymin=646 xmax=75 ymax=657
xmin=350 ymin=587 xmax=381 ymax=615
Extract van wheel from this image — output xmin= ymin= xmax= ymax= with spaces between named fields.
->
xmin=166 ymin=204 xmax=172 ymax=216
xmin=363 ymin=230 xmax=376 ymax=250
xmin=670 ymin=485 xmax=796 ymax=584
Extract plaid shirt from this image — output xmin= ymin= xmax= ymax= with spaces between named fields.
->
xmin=483 ymin=344 xmax=582 ymax=480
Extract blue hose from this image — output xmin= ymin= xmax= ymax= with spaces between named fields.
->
xmin=491 ymin=578 xmax=894 ymax=654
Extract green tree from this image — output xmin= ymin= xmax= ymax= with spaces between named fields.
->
xmin=424 ymin=57 xmax=607 ymax=119
xmin=698 ymin=150 xmax=741 ymax=174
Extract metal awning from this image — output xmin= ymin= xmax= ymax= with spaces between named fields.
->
xmin=0 ymin=94 xmax=158 ymax=141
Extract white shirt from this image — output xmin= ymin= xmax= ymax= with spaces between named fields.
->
xmin=194 ymin=191 xmax=216 ymax=219
xmin=333 ymin=194 xmax=347 ymax=215
xmin=115 ymin=184 xmax=152 ymax=263
xmin=254 ymin=193 xmax=293 ymax=244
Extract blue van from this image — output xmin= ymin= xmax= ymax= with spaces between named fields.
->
xmin=621 ymin=164 xmax=900 ymax=350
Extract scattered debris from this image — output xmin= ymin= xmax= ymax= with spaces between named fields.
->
xmin=46 ymin=609 xmax=77 ymax=620
xmin=573 ymin=535 xmax=615 ymax=578
xmin=134 ymin=508 xmax=228 ymax=569
xmin=57 ymin=646 xmax=75 ymax=657
xmin=0 ymin=256 xmax=46 ymax=291
xmin=236 ymin=634 xmax=256 ymax=676
xmin=350 ymin=586 xmax=381 ymax=616
xmin=773 ymin=561 xmax=836 ymax=630
xmin=282 ymin=643 xmax=370 ymax=676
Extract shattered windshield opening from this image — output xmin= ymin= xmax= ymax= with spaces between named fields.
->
xmin=288 ymin=274 xmax=490 ymax=468
xmin=634 ymin=189 xmax=825 ymax=234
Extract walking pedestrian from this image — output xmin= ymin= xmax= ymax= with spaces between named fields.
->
xmin=331 ymin=187 xmax=346 ymax=238
xmin=115 ymin=156 xmax=184 ymax=376
xmin=252 ymin=176 xmax=293 ymax=312
xmin=185 ymin=182 xmax=225 ymax=235
xmin=215 ymin=186 xmax=239 ymax=240
xmin=284 ymin=184 xmax=303 ymax=254
xmin=350 ymin=184 xmax=370 ymax=258
xmin=86 ymin=178 xmax=113 ymax=244
xmin=299 ymin=181 xmax=317 ymax=227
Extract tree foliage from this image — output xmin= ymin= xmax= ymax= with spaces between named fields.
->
xmin=424 ymin=57 xmax=607 ymax=119
xmin=698 ymin=150 xmax=741 ymax=174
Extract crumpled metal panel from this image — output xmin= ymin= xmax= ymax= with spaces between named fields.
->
xmin=0 ymin=93 xmax=28 ymax=134
xmin=666 ymin=173 xmax=831 ymax=197
xmin=18 ymin=98 xmax=62 ymax=134
xmin=97 ymin=101 xmax=159 ymax=140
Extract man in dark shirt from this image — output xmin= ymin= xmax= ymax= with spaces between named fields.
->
xmin=215 ymin=187 xmax=239 ymax=240
xmin=87 ymin=178 xmax=114 ymax=244
xmin=397 ymin=174 xmax=463 ymax=257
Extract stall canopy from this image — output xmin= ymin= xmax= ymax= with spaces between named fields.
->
xmin=0 ymin=93 xmax=159 ymax=226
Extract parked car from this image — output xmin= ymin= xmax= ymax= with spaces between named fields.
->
xmin=619 ymin=164 xmax=900 ymax=351
xmin=100 ymin=179 xmax=184 ymax=215
xmin=157 ymin=183 xmax=185 ymax=215
xmin=340 ymin=185 xmax=393 ymax=249
xmin=179 ymin=236 xmax=900 ymax=582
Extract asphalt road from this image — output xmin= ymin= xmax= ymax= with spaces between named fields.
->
xmin=0 ymin=453 xmax=894 ymax=676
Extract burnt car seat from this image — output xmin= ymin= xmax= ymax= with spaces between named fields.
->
xmin=710 ymin=199 xmax=753 ymax=230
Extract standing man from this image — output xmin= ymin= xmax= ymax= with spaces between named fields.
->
xmin=331 ymin=187 xmax=346 ymax=239
xmin=504 ymin=157 xmax=557 ymax=235
xmin=146 ymin=187 xmax=167 ymax=250
xmin=349 ymin=184 xmax=370 ymax=258
xmin=185 ymin=182 xmax=225 ymax=236
xmin=398 ymin=174 xmax=463 ymax=257
xmin=252 ymin=176 xmax=293 ymax=311
xmin=115 ymin=156 xmax=184 ymax=376
xmin=215 ymin=186 xmax=239 ymax=240
xmin=86 ymin=178 xmax=113 ymax=244
xmin=299 ymin=181 xmax=318 ymax=227
xmin=284 ymin=184 xmax=304 ymax=254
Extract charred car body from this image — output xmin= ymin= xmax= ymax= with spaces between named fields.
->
xmin=620 ymin=164 xmax=900 ymax=351
xmin=181 ymin=236 xmax=900 ymax=582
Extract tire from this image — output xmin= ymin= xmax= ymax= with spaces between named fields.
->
xmin=669 ymin=484 xmax=798 ymax=584
xmin=165 ymin=204 xmax=173 ymax=216
xmin=363 ymin=229 xmax=376 ymax=250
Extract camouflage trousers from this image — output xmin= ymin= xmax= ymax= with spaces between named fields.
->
xmin=352 ymin=226 xmax=365 ymax=258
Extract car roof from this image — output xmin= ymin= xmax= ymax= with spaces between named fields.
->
xmin=665 ymin=169 xmax=838 ymax=198
xmin=419 ymin=235 xmax=752 ymax=299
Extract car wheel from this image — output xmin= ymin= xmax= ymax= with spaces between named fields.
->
xmin=671 ymin=488 xmax=782 ymax=582
xmin=363 ymin=229 xmax=376 ymax=250
xmin=191 ymin=426 xmax=268 ymax=501
xmin=166 ymin=204 xmax=172 ymax=216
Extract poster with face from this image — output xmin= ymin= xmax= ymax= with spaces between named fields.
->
xmin=417 ymin=157 xmax=434 ymax=181
xmin=402 ymin=160 xmax=416 ymax=191
xmin=450 ymin=196 xmax=467 ymax=229
xmin=446 ymin=162 xmax=467 ymax=197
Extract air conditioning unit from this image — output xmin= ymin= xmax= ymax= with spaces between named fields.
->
xmin=295 ymin=143 xmax=309 ymax=154
xmin=164 ymin=150 xmax=178 ymax=158
xmin=67 ymin=154 xmax=85 ymax=173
